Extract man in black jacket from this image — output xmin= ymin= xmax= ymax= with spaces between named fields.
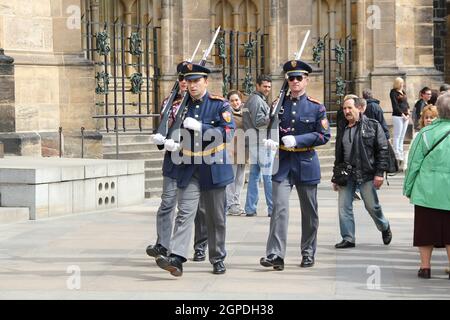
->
xmin=332 ymin=97 xmax=393 ymax=249
xmin=362 ymin=89 xmax=390 ymax=139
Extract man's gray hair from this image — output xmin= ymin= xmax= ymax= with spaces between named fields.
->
xmin=354 ymin=98 xmax=367 ymax=108
xmin=439 ymin=83 xmax=450 ymax=92
xmin=436 ymin=92 xmax=450 ymax=119
xmin=362 ymin=88 xmax=373 ymax=99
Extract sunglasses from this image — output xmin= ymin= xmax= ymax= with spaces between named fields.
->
xmin=288 ymin=75 xmax=304 ymax=82
xmin=178 ymin=75 xmax=185 ymax=81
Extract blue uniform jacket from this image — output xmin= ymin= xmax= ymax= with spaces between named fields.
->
xmin=177 ymin=92 xmax=235 ymax=190
xmin=273 ymin=94 xmax=331 ymax=185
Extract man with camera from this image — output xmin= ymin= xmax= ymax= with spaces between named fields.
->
xmin=332 ymin=96 xmax=393 ymax=249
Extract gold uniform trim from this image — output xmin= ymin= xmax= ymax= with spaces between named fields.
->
xmin=279 ymin=145 xmax=315 ymax=152
xmin=182 ymin=143 xmax=226 ymax=156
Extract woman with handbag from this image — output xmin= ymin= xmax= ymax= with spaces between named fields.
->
xmin=403 ymin=93 xmax=450 ymax=280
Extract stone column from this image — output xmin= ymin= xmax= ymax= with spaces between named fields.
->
xmin=368 ymin=0 xmax=404 ymax=116
xmin=268 ymin=0 xmax=283 ymax=99
xmin=0 ymin=49 xmax=15 ymax=133
xmin=121 ymin=0 xmax=137 ymax=76
xmin=0 ymin=49 xmax=15 ymax=157
xmin=0 ymin=49 xmax=40 ymax=156
xmin=354 ymin=0 xmax=371 ymax=94
xmin=160 ymin=0 xmax=171 ymax=75
xmin=232 ymin=11 xmax=240 ymax=30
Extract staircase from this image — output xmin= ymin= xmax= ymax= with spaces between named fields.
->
xmin=102 ymin=129 xmax=337 ymax=199
xmin=102 ymin=133 xmax=164 ymax=198
xmin=316 ymin=126 xmax=337 ymax=183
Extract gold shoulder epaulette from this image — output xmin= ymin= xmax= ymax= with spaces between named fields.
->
xmin=307 ymin=96 xmax=321 ymax=104
xmin=209 ymin=94 xmax=225 ymax=101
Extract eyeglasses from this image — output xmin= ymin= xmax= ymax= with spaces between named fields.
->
xmin=288 ymin=75 xmax=304 ymax=82
xmin=178 ymin=75 xmax=185 ymax=81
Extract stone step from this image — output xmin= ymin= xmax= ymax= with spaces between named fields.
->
xmin=103 ymin=150 xmax=160 ymax=160
xmin=146 ymin=188 xmax=164 ymax=198
xmin=145 ymin=158 xmax=164 ymax=167
xmin=102 ymin=134 xmax=153 ymax=145
xmin=145 ymin=167 xmax=164 ymax=179
xmin=0 ymin=207 xmax=30 ymax=224
xmin=103 ymin=143 xmax=158 ymax=154
xmin=145 ymin=177 xmax=164 ymax=190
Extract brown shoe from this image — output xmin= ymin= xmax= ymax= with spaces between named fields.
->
xmin=417 ymin=268 xmax=431 ymax=279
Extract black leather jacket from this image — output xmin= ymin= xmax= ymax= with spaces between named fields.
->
xmin=334 ymin=114 xmax=389 ymax=182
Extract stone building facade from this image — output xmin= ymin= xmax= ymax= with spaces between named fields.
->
xmin=0 ymin=0 xmax=448 ymax=157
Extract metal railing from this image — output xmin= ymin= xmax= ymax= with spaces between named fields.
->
xmin=213 ymin=29 xmax=268 ymax=97
xmin=81 ymin=15 xmax=161 ymax=133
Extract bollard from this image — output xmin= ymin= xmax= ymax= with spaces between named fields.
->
xmin=81 ymin=127 xmax=85 ymax=158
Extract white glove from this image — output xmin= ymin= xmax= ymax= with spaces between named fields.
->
xmin=164 ymin=139 xmax=180 ymax=152
xmin=183 ymin=117 xmax=202 ymax=132
xmin=282 ymin=135 xmax=297 ymax=148
xmin=263 ymin=139 xmax=279 ymax=151
xmin=150 ymin=133 xmax=166 ymax=145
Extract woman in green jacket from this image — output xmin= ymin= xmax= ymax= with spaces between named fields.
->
xmin=403 ymin=92 xmax=450 ymax=280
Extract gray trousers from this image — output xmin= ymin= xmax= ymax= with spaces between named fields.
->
xmin=170 ymin=175 xmax=227 ymax=264
xmin=266 ymin=179 xmax=319 ymax=259
xmin=226 ymin=164 xmax=246 ymax=210
xmin=156 ymin=176 xmax=207 ymax=252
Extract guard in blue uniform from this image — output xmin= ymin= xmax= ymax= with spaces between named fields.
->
xmin=146 ymin=61 xmax=208 ymax=262
xmin=155 ymin=63 xmax=235 ymax=276
xmin=260 ymin=59 xmax=331 ymax=271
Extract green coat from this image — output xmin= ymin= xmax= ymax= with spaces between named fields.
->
xmin=403 ymin=119 xmax=450 ymax=211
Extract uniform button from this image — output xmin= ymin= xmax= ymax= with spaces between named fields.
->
xmin=195 ymin=114 xmax=199 ymax=118
xmin=293 ymin=103 xmax=297 ymax=106
xmin=291 ymin=128 xmax=295 ymax=132
xmin=194 ymin=132 xmax=199 ymax=137
xmin=211 ymin=121 xmax=215 ymax=124
xmin=195 ymin=143 xmax=200 ymax=147
xmin=292 ymin=111 xmax=296 ymax=115
xmin=306 ymin=119 xmax=309 ymax=123
xmin=195 ymin=105 xmax=199 ymax=109
xmin=291 ymin=119 xmax=295 ymax=123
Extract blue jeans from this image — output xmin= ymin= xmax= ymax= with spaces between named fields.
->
xmin=338 ymin=178 xmax=389 ymax=243
xmin=244 ymin=145 xmax=274 ymax=215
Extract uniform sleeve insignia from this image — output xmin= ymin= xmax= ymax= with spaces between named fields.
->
xmin=209 ymin=94 xmax=225 ymax=101
xmin=222 ymin=111 xmax=232 ymax=123
xmin=321 ymin=118 xmax=329 ymax=130
xmin=307 ymin=96 xmax=322 ymax=104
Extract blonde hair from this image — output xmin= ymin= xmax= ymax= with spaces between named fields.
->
xmin=393 ymin=77 xmax=404 ymax=90
xmin=419 ymin=105 xmax=438 ymax=129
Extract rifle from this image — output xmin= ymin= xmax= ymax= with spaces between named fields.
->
xmin=156 ymin=40 xmax=202 ymax=137
xmin=167 ymin=26 xmax=222 ymax=142
xmin=267 ymin=30 xmax=310 ymax=140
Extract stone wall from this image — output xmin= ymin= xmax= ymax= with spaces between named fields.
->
xmin=0 ymin=0 xmax=101 ymax=158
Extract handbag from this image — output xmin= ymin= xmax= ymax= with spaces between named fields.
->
xmin=331 ymin=163 xmax=353 ymax=186
xmin=386 ymin=143 xmax=399 ymax=174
